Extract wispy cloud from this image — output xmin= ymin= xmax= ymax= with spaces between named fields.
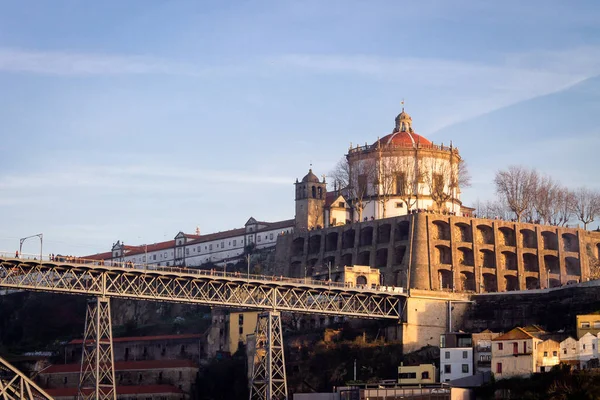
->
xmin=0 ymin=48 xmax=241 ymax=77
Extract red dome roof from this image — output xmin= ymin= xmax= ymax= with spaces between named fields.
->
xmin=376 ymin=130 xmax=431 ymax=147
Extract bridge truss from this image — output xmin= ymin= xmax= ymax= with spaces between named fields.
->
xmin=0 ymin=257 xmax=405 ymax=400
xmin=0 ymin=355 xmax=53 ymax=400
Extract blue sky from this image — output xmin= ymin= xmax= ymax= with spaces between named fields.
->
xmin=1 ymin=0 xmax=600 ymax=256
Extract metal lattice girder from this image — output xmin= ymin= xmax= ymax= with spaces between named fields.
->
xmin=0 ymin=260 xmax=404 ymax=319
xmin=250 ymin=311 xmax=287 ymax=400
xmin=77 ymin=297 xmax=116 ymax=400
xmin=0 ymin=356 xmax=53 ymax=400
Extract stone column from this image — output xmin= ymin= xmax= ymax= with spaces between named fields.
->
xmin=493 ymin=222 xmax=505 ymax=292
xmin=578 ymin=230 xmax=589 ymax=282
xmin=410 ymin=213 xmax=432 ymax=290
xmin=536 ymin=226 xmax=548 ymax=289
xmin=515 ymin=223 xmax=526 ymax=290
xmin=557 ymin=228 xmax=567 ymax=284
xmin=471 ymin=219 xmax=481 ymax=293
xmin=448 ymin=216 xmax=461 ymax=292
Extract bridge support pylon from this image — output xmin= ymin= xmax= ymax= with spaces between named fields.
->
xmin=249 ymin=310 xmax=287 ymax=400
xmin=77 ymin=296 xmax=116 ymax=400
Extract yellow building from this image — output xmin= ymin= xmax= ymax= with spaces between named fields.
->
xmin=228 ymin=311 xmax=259 ymax=354
xmin=342 ymin=265 xmax=381 ymax=288
xmin=576 ymin=315 xmax=600 ymax=339
xmin=397 ymin=364 xmax=436 ymax=385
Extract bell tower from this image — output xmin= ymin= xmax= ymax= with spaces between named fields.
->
xmin=295 ymin=169 xmax=327 ymax=230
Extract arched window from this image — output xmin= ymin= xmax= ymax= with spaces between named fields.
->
xmin=318 ymin=187 xmax=323 ymax=199
xmin=312 ymin=186 xmax=317 ymax=198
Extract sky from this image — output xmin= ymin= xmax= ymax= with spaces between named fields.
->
xmin=1 ymin=0 xmax=600 ymax=257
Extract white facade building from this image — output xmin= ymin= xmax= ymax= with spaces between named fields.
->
xmin=88 ymin=217 xmax=294 ymax=268
xmin=559 ymin=333 xmax=599 ymax=369
xmin=439 ymin=333 xmax=473 ymax=382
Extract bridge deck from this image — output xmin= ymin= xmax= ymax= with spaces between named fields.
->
xmin=0 ymin=255 xmax=405 ymax=319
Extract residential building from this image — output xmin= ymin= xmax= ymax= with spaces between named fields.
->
xmin=38 ymin=359 xmax=197 ymax=399
xmin=536 ymin=339 xmax=560 ymax=372
xmin=559 ymin=337 xmax=579 ymax=366
xmin=576 ymin=314 xmax=600 ymax=339
xmin=397 ymin=364 xmax=436 ymax=385
xmin=206 ymin=309 xmax=260 ymax=358
xmin=492 ymin=327 xmax=542 ymax=379
xmin=64 ymin=334 xmax=204 ymax=364
xmin=440 ymin=333 xmax=473 ymax=382
xmin=472 ymin=330 xmax=501 ymax=374
xmin=578 ymin=332 xmax=598 ymax=367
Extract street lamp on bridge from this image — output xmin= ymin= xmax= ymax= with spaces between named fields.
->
xmin=19 ymin=233 xmax=43 ymax=262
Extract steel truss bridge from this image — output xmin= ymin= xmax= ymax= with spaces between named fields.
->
xmin=0 ymin=255 xmax=406 ymax=400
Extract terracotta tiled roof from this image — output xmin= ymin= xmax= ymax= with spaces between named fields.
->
xmin=377 ymin=131 xmax=432 ymax=147
xmin=256 ymin=219 xmax=294 ymax=232
xmin=82 ymin=251 xmax=113 ymax=261
xmin=45 ymin=384 xmax=184 ymax=397
xmin=188 ymin=228 xmax=247 ymax=244
xmin=492 ymin=327 xmax=535 ymax=341
xmin=41 ymin=359 xmax=198 ymax=374
xmin=69 ymin=333 xmax=202 ymax=345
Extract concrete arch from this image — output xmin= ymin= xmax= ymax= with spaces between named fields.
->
xmin=562 ymin=233 xmax=579 ymax=252
xmin=479 ymin=249 xmax=496 ymax=269
xmin=375 ymin=248 xmax=388 ymax=268
xmin=499 ymin=227 xmax=516 ymax=247
xmin=460 ymin=271 xmax=476 ymax=291
xmin=432 ymin=221 xmax=451 ymax=241
xmin=356 ymin=275 xmax=368 ymax=286
xmin=394 ymin=246 xmax=407 ymax=265
xmin=455 ymin=222 xmax=472 ymax=242
xmin=325 ymin=232 xmax=338 ymax=252
xmin=523 ymin=253 xmax=539 ymax=272
xmin=505 ymin=275 xmax=519 ymax=291
xmin=526 ymin=276 xmax=539 ymax=290
xmin=438 ymin=269 xmax=453 ymax=290
xmin=342 ymin=229 xmax=355 ymax=249
xmin=359 ymin=226 xmax=373 ymax=246
xmin=566 ymin=257 xmax=581 ymax=276
xmin=458 ymin=247 xmax=474 ymax=266
xmin=483 ymin=273 xmax=497 ymax=292
xmin=307 ymin=258 xmax=318 ymax=277
xmin=308 ymin=235 xmax=321 ymax=254
xmin=501 ymin=251 xmax=517 ymax=271
xmin=520 ymin=228 xmax=537 ymax=249
xmin=357 ymin=251 xmax=370 ymax=265
xmin=544 ymin=254 xmax=560 ymax=274
xmin=541 ymin=231 xmax=558 ymax=250
xmin=292 ymin=238 xmax=305 ymax=257
xmin=549 ymin=278 xmax=561 ymax=288
xmin=435 ymin=245 xmax=452 ymax=265
xmin=341 ymin=253 xmax=353 ymax=267
xmin=477 ymin=225 xmax=494 ymax=245
xmin=377 ymin=224 xmax=391 ymax=244
xmin=395 ymin=221 xmax=410 ymax=242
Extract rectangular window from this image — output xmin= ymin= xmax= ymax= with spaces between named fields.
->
xmin=239 ymin=314 xmax=244 ymax=325
xmin=462 ymin=364 xmax=469 ymax=373
xmin=185 ymin=248 xmax=189 ymax=255
xmin=594 ymin=321 xmax=600 ymax=329
xmin=581 ymin=322 xmax=591 ymax=329
xmin=153 ymin=255 xmax=156 ymax=260
xmin=197 ymin=246 xmax=201 ymax=252
xmin=513 ymin=342 xmax=518 ymax=354
xmin=395 ymin=202 xmax=404 ymax=208
xmin=445 ymin=351 xmax=450 ymax=359
xmin=270 ymin=233 xmax=274 ymax=240
xmin=553 ymin=351 xmax=558 ymax=356
xmin=258 ymin=236 xmax=261 ymax=242
xmin=563 ymin=348 xmax=567 ymax=354
xmin=339 ymin=202 xmax=345 ymax=208
xmin=221 ymin=241 xmax=224 ymax=248
xmin=358 ymin=174 xmax=368 ymax=194
xmin=209 ymin=244 xmax=213 ymax=250
xmin=444 ymin=365 xmax=451 ymax=374
xmin=463 ymin=351 xmax=468 ymax=359
xmin=496 ymin=363 xmax=502 ymax=374
xmin=239 ymin=326 xmax=243 ymax=335
xmin=434 ymin=173 xmax=444 ymax=193
xmin=543 ymin=351 xmax=548 ymax=357
xmin=583 ymin=344 xmax=586 ymax=350
xmin=233 ymin=240 xmax=237 ymax=246
xmin=395 ymin=172 xmax=406 ymax=195
xmin=498 ymin=343 xmax=503 ymax=350
xmin=421 ymin=371 xmax=430 ymax=380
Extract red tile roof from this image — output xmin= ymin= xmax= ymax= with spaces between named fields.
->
xmin=69 ymin=333 xmax=202 ymax=345
xmin=492 ymin=327 xmax=535 ymax=341
xmin=45 ymin=384 xmax=184 ymax=397
xmin=42 ymin=359 xmax=198 ymax=374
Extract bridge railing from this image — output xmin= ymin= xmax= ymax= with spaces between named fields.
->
xmin=0 ymin=252 xmax=404 ymax=294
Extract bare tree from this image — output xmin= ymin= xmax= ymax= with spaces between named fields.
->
xmin=572 ymin=187 xmax=600 ymax=230
xmin=374 ymin=153 xmax=403 ymax=218
xmin=494 ymin=166 xmax=539 ymax=222
xmin=533 ymin=175 xmax=561 ymax=224
xmin=330 ymin=156 xmax=376 ymax=222
xmin=423 ymin=156 xmax=453 ymax=211
xmin=549 ymin=187 xmax=575 ymax=227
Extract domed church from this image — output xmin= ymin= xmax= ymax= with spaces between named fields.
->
xmin=295 ymin=108 xmax=468 ymax=229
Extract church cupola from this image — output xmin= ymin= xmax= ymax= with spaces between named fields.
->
xmin=394 ymin=108 xmax=413 ymax=133
xmin=295 ymin=168 xmax=327 ymax=230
